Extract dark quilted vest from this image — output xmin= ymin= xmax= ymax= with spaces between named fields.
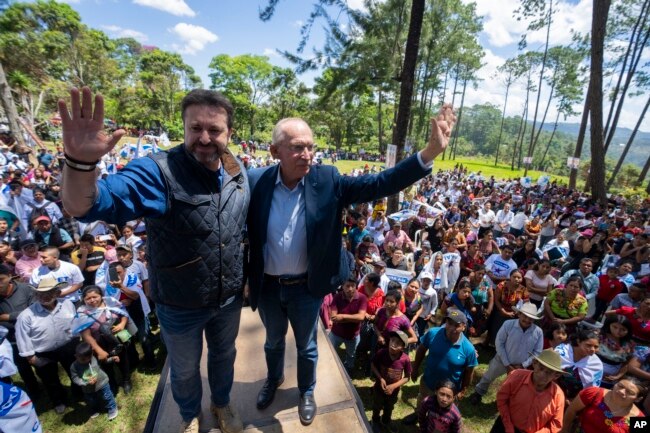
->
xmin=146 ymin=146 xmax=249 ymax=309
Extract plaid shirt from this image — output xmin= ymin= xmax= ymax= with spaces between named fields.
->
xmin=57 ymin=216 xmax=80 ymax=242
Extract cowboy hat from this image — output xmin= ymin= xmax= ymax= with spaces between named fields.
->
xmin=35 ymin=277 xmax=68 ymax=292
xmin=513 ymin=302 xmax=542 ymax=320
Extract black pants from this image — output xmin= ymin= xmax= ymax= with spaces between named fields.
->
xmin=102 ymin=341 xmax=132 ymax=391
xmin=11 ymin=341 xmax=39 ymax=395
xmin=126 ymin=303 xmax=155 ymax=365
xmin=490 ymin=416 xmax=525 ymax=433
xmin=372 ymin=384 xmax=399 ymax=423
xmin=33 ymin=339 xmax=82 ymax=405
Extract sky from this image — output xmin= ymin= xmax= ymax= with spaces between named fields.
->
xmin=54 ymin=0 xmax=648 ymax=132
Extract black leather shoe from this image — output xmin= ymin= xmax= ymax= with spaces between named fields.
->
xmin=299 ymin=394 xmax=317 ymax=426
xmin=256 ymin=376 xmax=284 ymax=410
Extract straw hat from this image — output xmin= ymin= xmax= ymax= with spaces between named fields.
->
xmin=531 ymin=349 xmax=566 ymax=374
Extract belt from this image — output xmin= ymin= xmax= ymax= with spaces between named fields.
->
xmin=264 ymin=274 xmax=308 ymax=286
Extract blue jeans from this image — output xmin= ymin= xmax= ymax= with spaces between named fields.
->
xmin=257 ymin=280 xmax=322 ymax=395
xmin=329 ymin=332 xmax=360 ymax=370
xmin=85 ymin=383 xmax=117 ymax=413
xmin=157 ymin=298 xmax=242 ymax=422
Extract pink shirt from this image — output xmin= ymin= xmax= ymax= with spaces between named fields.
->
xmin=15 ymin=256 xmax=41 ymax=282
xmin=383 ymin=229 xmax=413 ymax=253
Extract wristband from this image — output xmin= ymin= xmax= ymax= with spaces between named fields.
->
xmin=65 ymin=159 xmax=97 ymax=172
xmin=64 ymin=153 xmax=100 ymax=165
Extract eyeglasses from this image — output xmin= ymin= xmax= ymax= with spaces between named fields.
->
xmin=288 ymin=144 xmax=314 ymax=154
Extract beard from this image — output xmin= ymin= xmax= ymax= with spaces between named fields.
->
xmin=188 ymin=140 xmax=224 ymax=166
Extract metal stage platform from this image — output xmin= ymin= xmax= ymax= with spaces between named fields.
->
xmin=145 ymin=307 xmax=371 ymax=432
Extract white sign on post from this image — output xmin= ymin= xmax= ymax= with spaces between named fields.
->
xmin=386 ymin=144 xmax=397 ymax=169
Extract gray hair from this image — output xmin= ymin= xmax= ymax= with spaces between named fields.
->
xmin=271 ymin=118 xmax=311 ymax=146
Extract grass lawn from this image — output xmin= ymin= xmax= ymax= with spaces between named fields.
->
xmin=17 ymin=338 xmax=165 ymax=433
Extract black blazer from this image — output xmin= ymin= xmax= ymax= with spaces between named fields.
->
xmin=246 ymin=155 xmax=430 ymax=310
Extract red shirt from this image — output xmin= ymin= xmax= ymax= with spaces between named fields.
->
xmin=616 ymin=306 xmax=650 ymax=344
xmin=578 ymin=387 xmax=644 ymax=433
xmin=359 ymin=286 xmax=385 ymax=316
xmin=331 ymin=291 xmax=368 ymax=340
xmin=597 ymin=275 xmax=625 ymax=303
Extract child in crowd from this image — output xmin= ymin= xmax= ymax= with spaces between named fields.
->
xmin=70 ymin=342 xmax=118 ymax=420
xmin=593 ymin=266 xmax=625 ymax=321
xmin=418 ymin=379 xmax=462 ymax=433
xmin=543 ymin=322 xmax=568 ymax=349
xmin=439 ymin=281 xmax=477 ymax=336
xmin=370 ymin=331 xmax=412 ymax=432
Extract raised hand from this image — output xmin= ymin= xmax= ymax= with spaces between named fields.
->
xmin=57 ymin=87 xmax=125 ymax=163
xmin=426 ymin=103 xmax=456 ymax=158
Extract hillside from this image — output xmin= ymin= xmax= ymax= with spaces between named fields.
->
xmin=540 ymin=122 xmax=650 ymax=168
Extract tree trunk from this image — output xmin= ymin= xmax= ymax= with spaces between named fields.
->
xmin=495 ymin=73 xmax=512 ymax=167
xmin=637 ymin=154 xmax=650 ymax=188
xmin=451 ymin=78 xmax=468 ymax=160
xmin=387 ymin=0 xmax=425 ymax=214
xmin=589 ymin=0 xmax=612 ymax=206
xmin=442 ymin=63 xmax=460 ymax=161
xmin=531 ymin=78 xmax=557 ymax=154
xmin=0 ymin=62 xmax=27 ymax=150
xmin=569 ymin=89 xmax=591 ymax=189
xmin=524 ymin=0 xmax=553 ymax=176
xmin=603 ymin=0 xmax=649 ymax=139
xmin=604 ymin=14 xmax=650 ymax=153
xmin=512 ymin=100 xmax=528 ymax=171
xmin=539 ymin=111 xmax=560 ymax=169
xmin=607 ymin=93 xmax=650 ymax=188
xmin=378 ymin=89 xmax=384 ymax=153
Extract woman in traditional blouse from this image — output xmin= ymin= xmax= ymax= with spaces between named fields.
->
xmin=561 ymin=378 xmax=645 ymax=433
xmin=543 ymin=275 xmax=588 ymax=334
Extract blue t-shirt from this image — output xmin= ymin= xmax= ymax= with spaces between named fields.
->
xmin=420 ymin=326 xmax=478 ymax=390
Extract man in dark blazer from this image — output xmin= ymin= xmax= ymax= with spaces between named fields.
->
xmin=246 ymin=106 xmax=455 ymax=425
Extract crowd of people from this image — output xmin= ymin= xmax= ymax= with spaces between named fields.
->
xmin=0 ymin=84 xmax=649 ymax=433
xmin=319 ymin=164 xmax=650 ymax=432
xmin=0 ymin=142 xmax=159 ymax=427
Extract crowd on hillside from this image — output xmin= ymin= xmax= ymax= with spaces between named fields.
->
xmin=0 ymin=140 xmax=649 ymax=433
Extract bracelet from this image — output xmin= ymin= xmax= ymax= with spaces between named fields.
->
xmin=64 ymin=153 xmax=100 ymax=165
xmin=65 ymin=159 xmax=97 ymax=172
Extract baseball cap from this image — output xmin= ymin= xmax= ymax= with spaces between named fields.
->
xmin=34 ymin=215 xmax=51 ymax=224
xmin=446 ymin=308 xmax=468 ymax=324
xmin=373 ymin=260 xmax=386 ymax=268
xmin=419 ymin=271 xmax=433 ymax=281
xmin=389 ymin=330 xmax=409 ymax=347
xmin=115 ymin=244 xmax=133 ymax=254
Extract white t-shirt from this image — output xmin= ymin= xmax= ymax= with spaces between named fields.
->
xmin=524 ymin=269 xmax=558 ymax=301
xmin=30 ymin=261 xmax=84 ymax=302
xmin=484 ymin=253 xmax=518 ymax=280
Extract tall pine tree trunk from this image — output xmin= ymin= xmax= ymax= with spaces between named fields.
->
xmin=387 ymin=0 xmax=425 ymax=213
xmin=569 ymin=88 xmax=591 ymax=189
xmin=495 ymin=74 xmax=512 ymax=167
xmin=524 ymin=0 xmax=553 ymax=176
xmin=607 ymin=93 xmax=650 ymax=188
xmin=589 ymin=0 xmax=611 ymax=206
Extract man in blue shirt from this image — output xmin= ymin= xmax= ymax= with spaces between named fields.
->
xmin=58 ymin=87 xmax=248 ymax=433
xmin=406 ymin=308 xmax=477 ymax=424
xmin=247 ymin=107 xmax=456 ymax=425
